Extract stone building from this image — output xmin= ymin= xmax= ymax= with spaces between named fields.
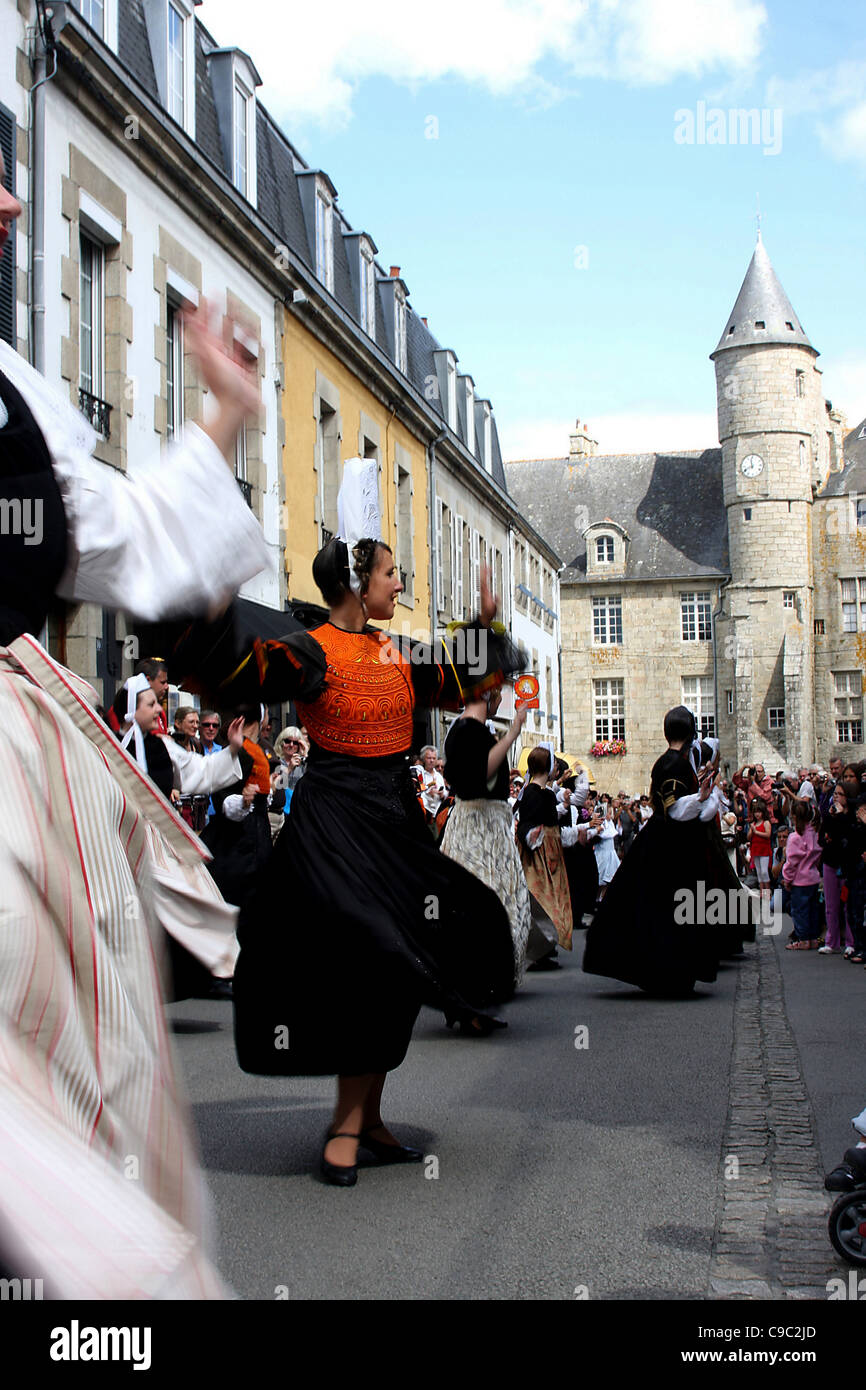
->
xmin=506 ymin=236 xmax=863 ymax=792
xmin=1 ymin=0 xmax=559 ymax=742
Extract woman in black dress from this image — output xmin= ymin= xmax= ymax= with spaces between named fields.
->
xmin=440 ymin=688 xmax=530 ymax=1001
xmin=229 ymin=540 xmax=524 ymax=1184
xmin=515 ymin=746 xmax=577 ymax=966
xmin=201 ymin=707 xmax=277 ymax=914
xmin=583 ymin=706 xmax=745 ymax=995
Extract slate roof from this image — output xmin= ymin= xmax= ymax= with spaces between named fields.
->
xmin=819 ymin=418 xmax=866 ymax=499
xmin=193 ymin=23 xmax=226 ymax=174
xmin=117 ymin=0 xmax=158 ymax=103
xmin=712 ymin=236 xmax=814 ymax=356
xmin=504 ymin=451 xmax=729 ymax=583
xmin=99 ymin=4 xmax=506 ymax=495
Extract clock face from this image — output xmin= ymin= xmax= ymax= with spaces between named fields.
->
xmin=740 ymin=453 xmax=764 ymax=478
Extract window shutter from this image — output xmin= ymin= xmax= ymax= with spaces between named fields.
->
xmin=435 ymin=496 xmax=444 ymax=604
xmin=0 ymin=103 xmax=16 ymax=348
xmin=455 ymin=516 xmax=464 ymax=618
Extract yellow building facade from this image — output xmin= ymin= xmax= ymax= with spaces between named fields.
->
xmin=280 ymin=309 xmax=431 ymax=635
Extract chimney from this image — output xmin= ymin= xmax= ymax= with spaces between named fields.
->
xmin=389 ymin=266 xmax=401 ymax=278
xmin=421 ymin=317 xmax=428 ymax=327
xmin=569 ymin=417 xmax=598 ymax=461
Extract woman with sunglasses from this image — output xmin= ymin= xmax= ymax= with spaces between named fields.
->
xmin=274 ymin=725 xmax=308 ymax=813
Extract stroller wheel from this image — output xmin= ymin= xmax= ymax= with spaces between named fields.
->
xmin=828 ymin=1188 xmax=866 ymax=1266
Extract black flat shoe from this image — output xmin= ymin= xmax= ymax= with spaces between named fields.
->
xmin=359 ymin=1124 xmax=423 ymax=1164
xmin=459 ymin=1014 xmax=507 ymax=1036
xmin=320 ymin=1130 xmax=360 ymax=1186
xmin=444 ymin=1010 xmax=507 ymax=1036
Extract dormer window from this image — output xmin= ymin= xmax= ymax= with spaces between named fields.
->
xmin=394 ymin=287 xmax=407 ymax=373
xmin=167 ymin=3 xmax=185 ymax=122
xmin=596 ymin=535 xmax=614 ymax=563
xmin=585 ymin=522 xmax=629 ymax=573
xmin=233 ymin=79 xmax=251 ymax=194
xmin=360 ymin=241 xmax=376 ymax=336
xmin=75 ymin=0 xmax=104 ymax=34
xmin=208 ymin=46 xmax=261 ymax=204
xmin=315 ymin=184 xmax=334 ymax=291
xmin=72 ymin=0 xmax=118 ymax=46
xmin=463 ymin=378 xmax=475 ymax=454
xmin=481 ymin=401 xmax=492 ymax=474
xmin=143 ymin=0 xmax=196 ymax=136
xmin=446 ymin=358 xmax=457 ymax=430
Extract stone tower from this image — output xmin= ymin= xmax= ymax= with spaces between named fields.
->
xmin=711 ymin=235 xmax=822 ymax=771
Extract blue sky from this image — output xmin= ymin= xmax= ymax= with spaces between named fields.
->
xmin=201 ymin=0 xmax=866 ymax=459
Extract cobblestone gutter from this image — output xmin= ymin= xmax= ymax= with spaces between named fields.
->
xmin=709 ymin=938 xmax=840 ymax=1299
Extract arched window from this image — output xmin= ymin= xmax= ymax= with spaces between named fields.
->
xmin=596 ymin=535 xmax=614 ymax=564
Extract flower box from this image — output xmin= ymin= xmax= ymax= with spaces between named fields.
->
xmin=590 ymin=740 xmax=627 ymax=758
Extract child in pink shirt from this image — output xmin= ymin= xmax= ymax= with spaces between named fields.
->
xmin=783 ymin=800 xmax=823 ymax=949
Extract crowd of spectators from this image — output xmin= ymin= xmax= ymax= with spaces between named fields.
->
xmin=729 ymin=758 xmax=866 ymax=956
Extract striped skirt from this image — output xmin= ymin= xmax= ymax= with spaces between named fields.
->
xmin=440 ymin=798 xmax=531 ymax=988
xmin=0 ymin=656 xmax=225 ymax=1298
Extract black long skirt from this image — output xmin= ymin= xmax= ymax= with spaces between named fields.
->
xmin=233 ymin=749 xmax=515 ymax=1076
xmin=564 ymin=841 xmax=599 ymax=922
xmin=582 ymin=811 xmax=749 ymax=994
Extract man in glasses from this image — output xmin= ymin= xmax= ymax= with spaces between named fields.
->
xmin=200 ymin=711 xmax=224 ymax=823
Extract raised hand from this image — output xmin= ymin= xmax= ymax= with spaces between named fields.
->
xmin=226 ymin=716 xmax=245 ymax=754
xmin=479 ymin=565 xmax=497 ymax=626
xmin=184 ymin=298 xmax=261 ymax=458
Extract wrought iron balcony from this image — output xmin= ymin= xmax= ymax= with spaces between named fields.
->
xmin=79 ymin=388 xmax=111 ymax=439
xmin=235 ymin=476 xmax=253 ymax=507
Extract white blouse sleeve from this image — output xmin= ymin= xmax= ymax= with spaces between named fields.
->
xmin=669 ymin=788 xmax=724 ymax=822
xmin=667 ymin=792 xmax=704 ymax=822
xmin=54 ymin=424 xmax=271 ymax=618
xmin=162 ymin=740 xmax=242 ymax=795
xmin=0 ymin=342 xmax=270 ymax=620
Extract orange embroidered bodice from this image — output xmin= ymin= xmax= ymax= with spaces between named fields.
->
xmin=295 ymin=624 xmax=415 ymax=758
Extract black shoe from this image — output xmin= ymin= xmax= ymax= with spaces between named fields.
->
xmin=358 ymin=1124 xmax=424 ymax=1164
xmin=320 ymin=1130 xmax=360 ymax=1186
xmin=444 ymin=1010 xmax=507 ymax=1035
xmin=207 ymin=978 xmax=233 ymax=1000
xmin=459 ymin=1014 xmax=507 ymax=1036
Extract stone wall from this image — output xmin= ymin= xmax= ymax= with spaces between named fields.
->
xmin=561 ymin=578 xmax=720 ymax=793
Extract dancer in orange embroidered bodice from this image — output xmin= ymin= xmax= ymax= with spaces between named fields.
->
xmin=295 ymin=623 xmax=414 ymax=757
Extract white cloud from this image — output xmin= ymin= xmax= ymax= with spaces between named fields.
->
xmin=767 ymin=59 xmax=866 ymax=169
xmin=821 ymin=102 xmax=866 ymax=171
xmin=573 ymin=0 xmax=767 ymax=86
xmin=198 ymin=0 xmax=767 ymax=128
xmin=501 ymin=410 xmax=718 ymax=461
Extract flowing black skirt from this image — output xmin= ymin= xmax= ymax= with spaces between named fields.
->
xmin=582 ymin=811 xmax=751 ymax=994
xmin=233 ymin=749 xmax=515 ymax=1076
xmin=564 ymin=841 xmax=599 ymax=922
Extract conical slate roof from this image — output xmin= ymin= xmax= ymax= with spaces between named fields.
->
xmin=711 ymin=236 xmax=815 ymax=356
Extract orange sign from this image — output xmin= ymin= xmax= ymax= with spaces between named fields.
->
xmin=514 ymin=674 xmax=540 ymax=709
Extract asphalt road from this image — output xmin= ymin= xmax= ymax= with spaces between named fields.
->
xmin=771 ymin=931 xmax=866 ymax=1177
xmin=168 ymin=928 xmax=742 ymax=1301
